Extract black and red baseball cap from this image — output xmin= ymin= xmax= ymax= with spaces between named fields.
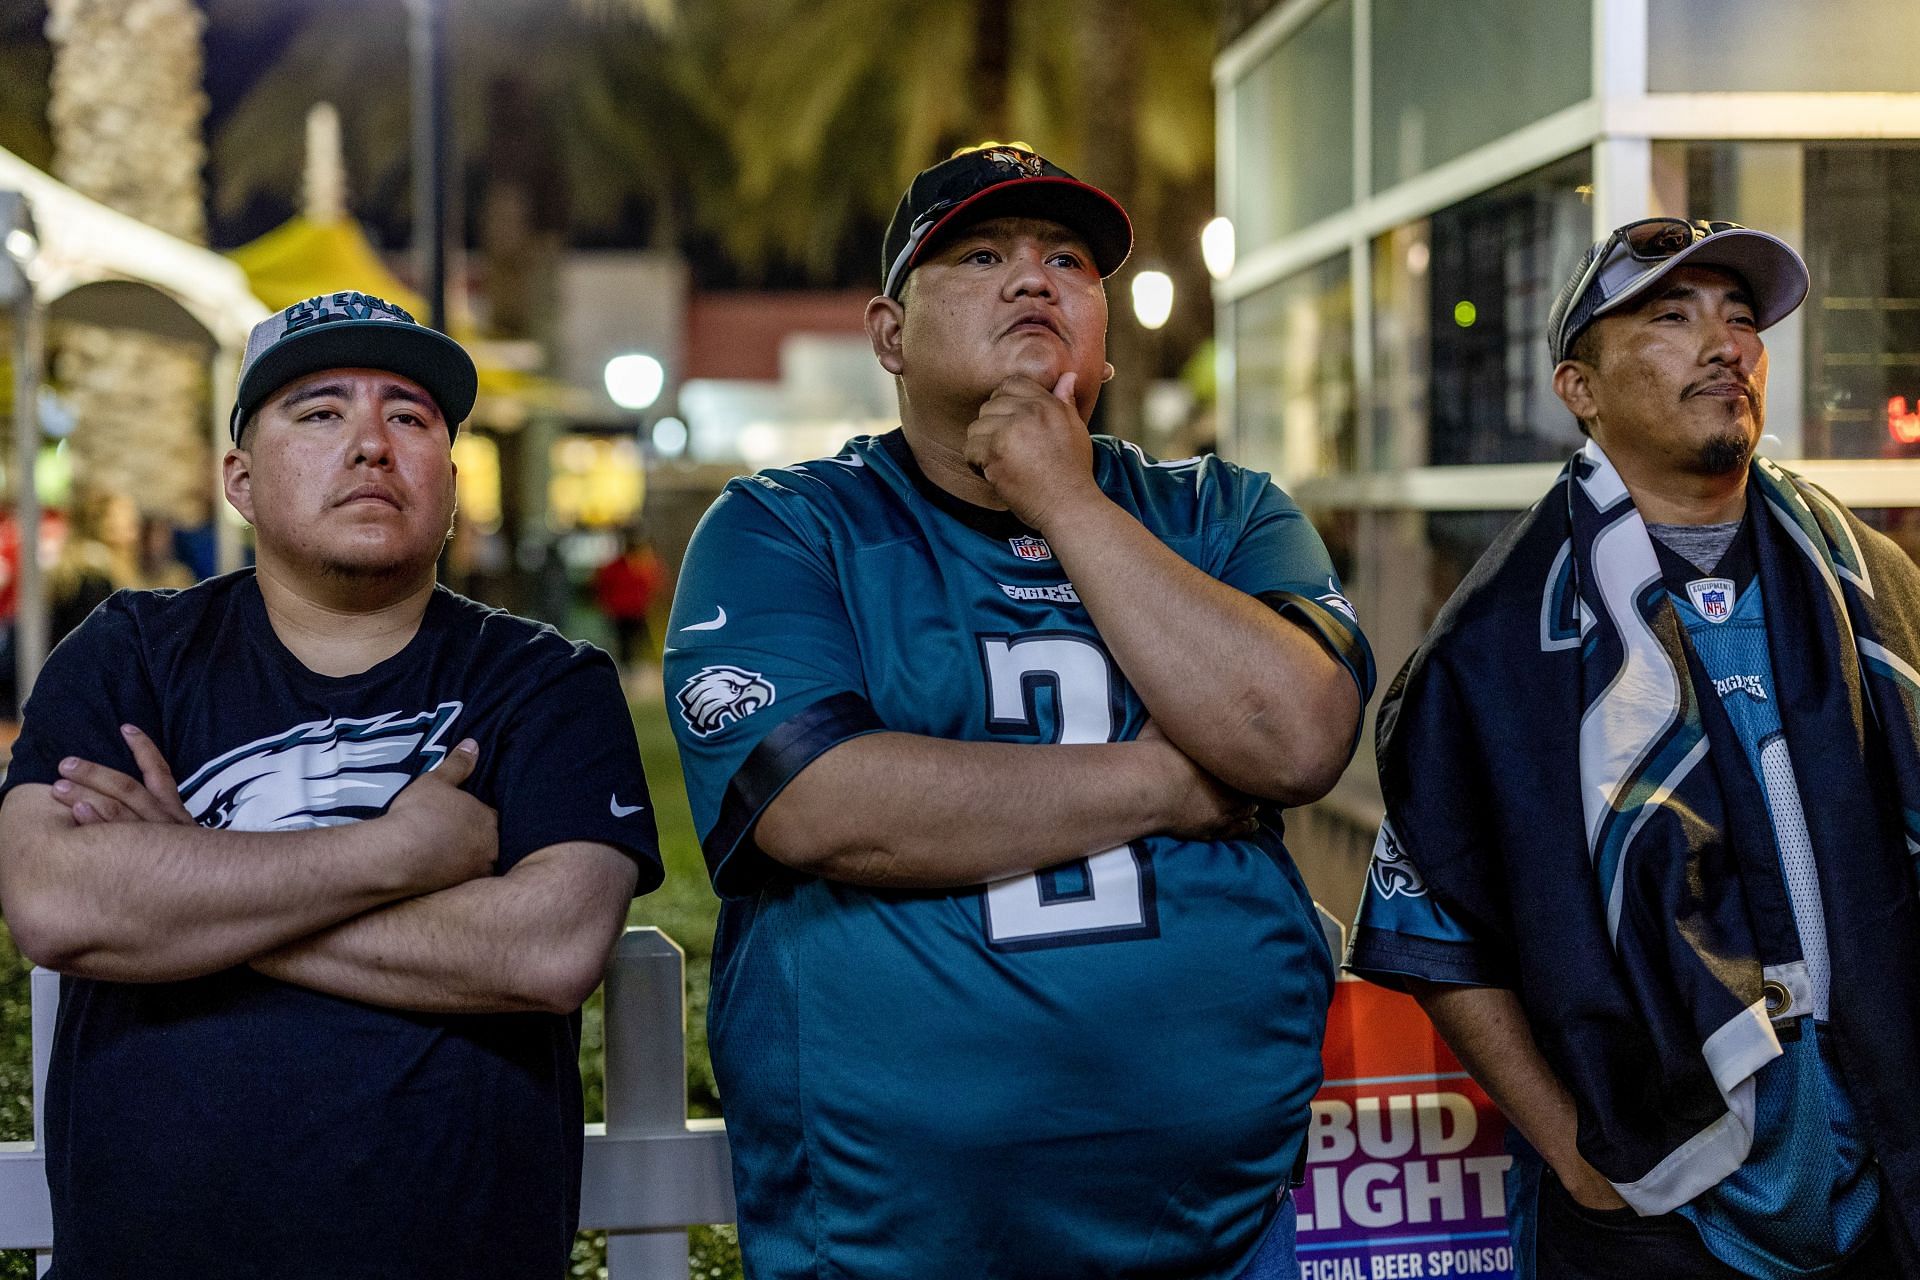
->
xmin=880 ymin=144 xmax=1133 ymax=300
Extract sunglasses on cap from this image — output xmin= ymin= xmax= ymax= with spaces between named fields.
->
xmin=883 ymin=199 xmax=962 ymax=300
xmin=1552 ymin=218 xmax=1748 ymax=359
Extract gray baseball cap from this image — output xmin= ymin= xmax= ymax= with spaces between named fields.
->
xmin=1547 ymin=219 xmax=1809 ymax=364
xmin=231 ymin=291 xmax=477 ymax=440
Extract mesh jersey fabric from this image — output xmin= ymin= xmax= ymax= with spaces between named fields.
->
xmin=664 ymin=430 xmax=1374 ymax=1279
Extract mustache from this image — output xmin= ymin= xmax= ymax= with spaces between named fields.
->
xmin=1683 ymin=373 xmax=1755 ymax=399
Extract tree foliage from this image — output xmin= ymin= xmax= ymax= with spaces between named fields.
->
xmin=207 ymin=0 xmax=731 ymax=245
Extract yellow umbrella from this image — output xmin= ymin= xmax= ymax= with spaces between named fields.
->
xmin=226 ymin=214 xmax=589 ymax=420
xmin=228 ymin=214 xmax=428 ymax=319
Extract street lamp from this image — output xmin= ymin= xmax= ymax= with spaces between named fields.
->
xmin=651 ymin=416 xmax=688 ymax=458
xmin=0 ymin=192 xmax=43 ymax=700
xmin=1131 ymin=270 xmax=1174 ymax=331
xmin=604 ymin=354 xmax=665 ymax=413
xmin=1201 ymin=217 xmax=1235 ymax=281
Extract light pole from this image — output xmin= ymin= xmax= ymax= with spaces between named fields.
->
xmin=0 ymin=193 xmax=41 ymax=701
xmin=405 ymin=0 xmax=450 ymax=333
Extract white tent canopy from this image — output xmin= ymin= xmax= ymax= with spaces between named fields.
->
xmin=0 ymin=146 xmax=268 ymax=700
xmin=0 ymin=144 xmax=266 ymax=347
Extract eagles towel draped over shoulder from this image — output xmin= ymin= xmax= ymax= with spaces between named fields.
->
xmin=1364 ymin=441 xmax=1920 ymax=1270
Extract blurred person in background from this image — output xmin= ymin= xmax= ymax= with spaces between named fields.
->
xmin=592 ymin=524 xmax=665 ymax=678
xmin=47 ymin=489 xmax=137 ymax=645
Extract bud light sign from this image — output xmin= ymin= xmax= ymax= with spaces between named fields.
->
xmin=1297 ymin=977 xmax=1516 ymax=1279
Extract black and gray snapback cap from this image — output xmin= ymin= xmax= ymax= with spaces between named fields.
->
xmin=231 ymin=291 xmax=478 ymax=439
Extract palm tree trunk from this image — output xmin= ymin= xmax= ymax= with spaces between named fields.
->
xmin=46 ymin=0 xmax=211 ymax=526
xmin=971 ymin=0 xmax=1012 ymax=140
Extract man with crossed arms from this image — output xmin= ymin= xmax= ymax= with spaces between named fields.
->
xmin=0 ymin=294 xmax=661 ymax=1278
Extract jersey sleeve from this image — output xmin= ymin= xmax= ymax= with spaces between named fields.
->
xmin=663 ymin=483 xmax=886 ymax=898
xmin=485 ymin=645 xmax=663 ymax=891
xmin=1345 ymin=653 xmax=1516 ymax=991
xmin=1212 ymin=467 xmax=1376 ymax=706
xmin=1345 ymin=818 xmax=1513 ymax=989
xmin=1 ymin=593 xmax=159 ymax=802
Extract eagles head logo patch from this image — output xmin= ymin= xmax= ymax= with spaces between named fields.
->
xmin=178 ymin=703 xmax=464 ymax=832
xmin=677 ymin=665 xmax=777 ymax=738
xmin=1367 ymin=822 xmax=1428 ymax=900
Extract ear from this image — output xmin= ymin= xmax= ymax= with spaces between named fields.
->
xmin=865 ymin=295 xmax=906 ymax=376
xmin=1552 ymin=359 xmax=1598 ymax=425
xmin=222 ymin=448 xmax=256 ymax=526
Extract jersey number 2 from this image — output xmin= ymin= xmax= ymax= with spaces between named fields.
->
xmin=978 ymin=635 xmax=1159 ymax=951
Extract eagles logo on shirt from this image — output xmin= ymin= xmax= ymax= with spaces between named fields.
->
xmin=1367 ymin=821 xmax=1428 ymax=900
xmin=179 ymin=702 xmax=464 ymax=831
xmin=677 ymin=665 xmax=777 ymax=738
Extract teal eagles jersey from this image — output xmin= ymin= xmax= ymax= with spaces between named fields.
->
xmin=1659 ymin=546 xmax=1880 ymax=1278
xmin=665 ymin=429 xmax=1374 ymax=1280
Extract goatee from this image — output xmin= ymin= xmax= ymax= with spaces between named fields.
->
xmin=1694 ymin=432 xmax=1753 ymax=476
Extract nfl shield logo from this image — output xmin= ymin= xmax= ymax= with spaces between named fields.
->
xmin=1008 ymin=535 xmax=1053 ymax=561
xmin=1687 ymin=577 xmax=1736 ymax=623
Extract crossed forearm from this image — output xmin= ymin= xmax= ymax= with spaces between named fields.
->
xmin=755 ymin=732 xmax=1227 ymax=888
xmin=0 ymin=785 xmax=431 ymax=982
xmin=251 ymin=842 xmax=638 ymax=1015
xmin=1041 ymin=497 xmax=1360 ymax=802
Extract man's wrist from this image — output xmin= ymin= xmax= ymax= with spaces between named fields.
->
xmin=359 ymin=809 xmax=425 ymax=898
xmin=1025 ymin=484 xmax=1119 ymax=542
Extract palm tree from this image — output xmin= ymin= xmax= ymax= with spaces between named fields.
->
xmin=47 ymin=0 xmax=213 ymax=525
xmin=209 ymin=0 xmax=729 ymax=348
xmin=706 ymin=0 xmax=1219 ymax=435
xmin=0 ymin=2 xmax=52 ymax=171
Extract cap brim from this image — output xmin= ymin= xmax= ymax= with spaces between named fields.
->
xmin=910 ymin=176 xmax=1133 ymax=281
xmin=1593 ymin=227 xmax=1810 ymax=331
xmin=232 ymin=320 xmax=478 ymax=439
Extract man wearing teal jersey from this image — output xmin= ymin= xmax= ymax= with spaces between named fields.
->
xmin=1348 ymin=220 xmax=1920 ymax=1277
xmin=664 ymin=145 xmax=1373 ymax=1279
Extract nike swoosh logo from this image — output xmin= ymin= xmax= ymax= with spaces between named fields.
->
xmin=816 ymin=455 xmax=865 ymax=468
xmin=610 ymin=796 xmax=647 ymax=818
xmin=681 ymin=606 xmax=727 ymax=632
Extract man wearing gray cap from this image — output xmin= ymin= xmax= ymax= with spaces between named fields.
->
xmin=1346 ymin=218 xmax=1920 ymax=1276
xmin=0 ymin=292 xmax=662 ymax=1278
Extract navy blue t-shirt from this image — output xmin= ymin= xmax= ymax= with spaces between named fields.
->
xmin=2 ymin=571 xmax=662 ymax=1280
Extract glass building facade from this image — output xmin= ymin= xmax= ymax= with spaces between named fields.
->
xmin=1215 ymin=0 xmax=1920 ymax=912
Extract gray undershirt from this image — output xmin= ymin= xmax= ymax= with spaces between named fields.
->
xmin=1646 ymin=520 xmax=1741 ymax=575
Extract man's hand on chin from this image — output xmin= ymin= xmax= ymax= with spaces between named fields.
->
xmin=965 ymin=372 xmax=1104 ymax=530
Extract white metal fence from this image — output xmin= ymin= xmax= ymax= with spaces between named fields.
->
xmin=0 ymin=927 xmax=736 ymax=1278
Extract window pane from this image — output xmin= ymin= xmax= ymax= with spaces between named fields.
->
xmin=1371 ymin=0 xmax=1588 ymax=192
xmin=1231 ymin=0 xmax=1354 ymax=253
xmin=1371 ymin=153 xmax=1592 ymax=469
xmin=1656 ymin=140 xmax=1920 ymax=463
xmin=1232 ymin=256 xmax=1354 ymax=484
xmin=1649 ymin=0 xmax=1920 ymax=93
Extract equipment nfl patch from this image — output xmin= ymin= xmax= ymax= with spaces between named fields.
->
xmin=1686 ymin=577 xmax=1736 ymax=623
xmin=1008 ymin=535 xmax=1053 ymax=561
